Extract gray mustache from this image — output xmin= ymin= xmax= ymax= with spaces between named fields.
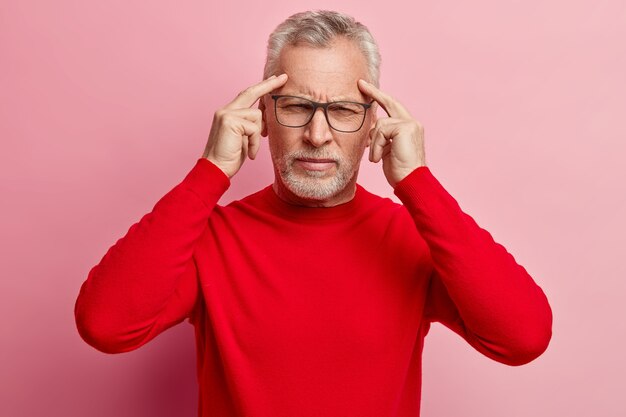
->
xmin=286 ymin=150 xmax=341 ymax=162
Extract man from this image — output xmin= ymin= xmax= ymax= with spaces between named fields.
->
xmin=75 ymin=10 xmax=552 ymax=417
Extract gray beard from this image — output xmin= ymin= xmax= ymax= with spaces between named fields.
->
xmin=276 ymin=149 xmax=354 ymax=200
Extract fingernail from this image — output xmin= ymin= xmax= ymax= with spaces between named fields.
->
xmin=277 ymin=73 xmax=288 ymax=79
xmin=268 ymin=75 xmax=276 ymax=79
xmin=359 ymin=79 xmax=369 ymax=84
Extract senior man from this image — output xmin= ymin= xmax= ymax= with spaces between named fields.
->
xmin=75 ymin=10 xmax=552 ymax=417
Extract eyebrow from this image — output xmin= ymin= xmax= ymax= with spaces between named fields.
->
xmin=280 ymin=92 xmax=365 ymax=102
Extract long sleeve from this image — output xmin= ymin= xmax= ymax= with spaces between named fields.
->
xmin=394 ymin=166 xmax=552 ymax=366
xmin=75 ymin=158 xmax=230 ymax=354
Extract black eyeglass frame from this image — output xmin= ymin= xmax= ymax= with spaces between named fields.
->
xmin=270 ymin=94 xmax=374 ymax=133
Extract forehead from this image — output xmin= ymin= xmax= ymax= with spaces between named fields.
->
xmin=275 ymin=38 xmax=370 ymax=102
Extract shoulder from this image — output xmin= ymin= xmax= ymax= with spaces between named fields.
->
xmin=355 ymin=184 xmax=414 ymax=225
xmin=356 ymin=185 xmax=431 ymax=264
xmin=211 ymin=186 xmax=273 ymax=218
xmin=356 ymin=184 xmax=406 ymax=212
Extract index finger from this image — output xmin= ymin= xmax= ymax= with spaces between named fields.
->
xmin=226 ymin=74 xmax=289 ymax=110
xmin=357 ymin=79 xmax=412 ymax=119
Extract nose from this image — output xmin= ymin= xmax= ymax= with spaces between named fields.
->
xmin=303 ymin=107 xmax=333 ymax=147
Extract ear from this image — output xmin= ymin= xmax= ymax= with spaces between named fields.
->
xmin=259 ymin=97 xmax=268 ymax=137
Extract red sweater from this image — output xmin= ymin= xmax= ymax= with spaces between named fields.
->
xmin=75 ymin=158 xmax=552 ymax=417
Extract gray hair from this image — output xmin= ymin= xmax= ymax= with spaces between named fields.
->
xmin=263 ymin=10 xmax=381 ymax=86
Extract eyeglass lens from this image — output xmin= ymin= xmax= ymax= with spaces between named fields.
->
xmin=275 ymin=96 xmax=367 ymax=132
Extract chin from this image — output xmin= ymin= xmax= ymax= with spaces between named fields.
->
xmin=282 ymin=172 xmax=346 ymax=201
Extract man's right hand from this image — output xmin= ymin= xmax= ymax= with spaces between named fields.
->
xmin=202 ymin=73 xmax=289 ymax=178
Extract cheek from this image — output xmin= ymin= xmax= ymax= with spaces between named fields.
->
xmin=267 ymin=137 xmax=284 ymax=162
xmin=351 ymin=132 xmax=371 ymax=156
xmin=268 ymin=120 xmax=302 ymax=142
xmin=267 ymin=128 xmax=298 ymax=160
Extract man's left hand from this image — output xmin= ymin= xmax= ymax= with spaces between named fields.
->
xmin=358 ymin=79 xmax=426 ymax=187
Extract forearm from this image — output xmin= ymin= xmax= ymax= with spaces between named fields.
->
xmin=74 ymin=158 xmax=229 ymax=353
xmin=395 ymin=167 xmax=552 ymax=365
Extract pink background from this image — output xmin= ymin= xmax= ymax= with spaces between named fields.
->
xmin=2 ymin=1 xmax=625 ymax=416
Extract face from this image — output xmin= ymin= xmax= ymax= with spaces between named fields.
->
xmin=260 ymin=37 xmax=376 ymax=207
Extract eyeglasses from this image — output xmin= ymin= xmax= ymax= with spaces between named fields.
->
xmin=271 ymin=95 xmax=373 ymax=133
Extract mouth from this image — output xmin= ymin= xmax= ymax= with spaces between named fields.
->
xmin=294 ymin=158 xmax=337 ymax=172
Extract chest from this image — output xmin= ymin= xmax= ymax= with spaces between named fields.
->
xmin=195 ymin=217 xmax=432 ymax=362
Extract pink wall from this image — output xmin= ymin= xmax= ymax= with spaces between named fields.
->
xmin=2 ymin=1 xmax=625 ymax=416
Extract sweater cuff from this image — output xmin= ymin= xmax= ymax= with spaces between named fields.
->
xmin=179 ymin=158 xmax=231 ymax=208
xmin=393 ymin=166 xmax=453 ymax=216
